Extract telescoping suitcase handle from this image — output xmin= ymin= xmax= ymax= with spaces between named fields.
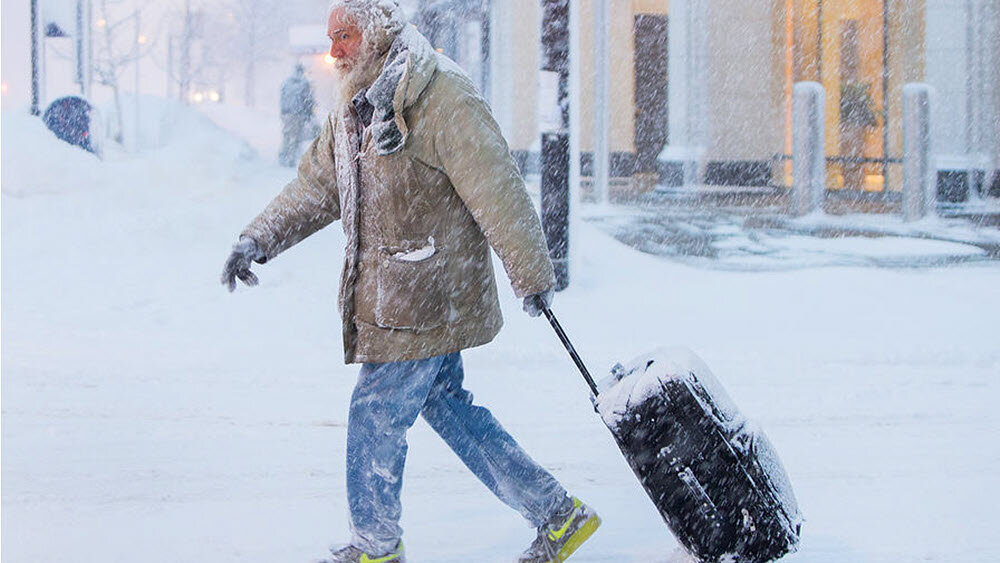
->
xmin=542 ymin=307 xmax=600 ymax=397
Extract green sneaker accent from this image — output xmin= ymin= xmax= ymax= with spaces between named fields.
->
xmin=547 ymin=497 xmax=582 ymax=542
xmin=323 ymin=541 xmax=404 ymax=563
xmin=554 ymin=514 xmax=600 ymax=562
xmin=360 ymin=541 xmax=404 ymax=563
xmin=519 ymin=497 xmax=601 ymax=563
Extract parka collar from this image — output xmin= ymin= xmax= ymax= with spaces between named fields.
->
xmin=372 ymin=25 xmax=438 ymax=111
xmin=361 ymin=25 xmax=438 ymax=155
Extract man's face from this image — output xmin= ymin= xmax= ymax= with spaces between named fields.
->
xmin=327 ymin=8 xmax=363 ymax=72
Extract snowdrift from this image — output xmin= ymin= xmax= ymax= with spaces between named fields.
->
xmin=1 ymin=96 xmax=255 ymax=198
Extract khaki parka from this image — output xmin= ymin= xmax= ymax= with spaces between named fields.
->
xmin=242 ymin=27 xmax=555 ymax=364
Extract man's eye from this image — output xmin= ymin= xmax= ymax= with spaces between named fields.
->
xmin=341 ymin=33 xmax=349 ymax=40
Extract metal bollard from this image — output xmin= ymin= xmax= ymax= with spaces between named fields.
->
xmin=902 ymin=84 xmax=934 ymax=221
xmin=792 ymin=82 xmax=826 ymax=216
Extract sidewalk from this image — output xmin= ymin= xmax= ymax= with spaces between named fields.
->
xmin=583 ymin=200 xmax=1000 ymax=270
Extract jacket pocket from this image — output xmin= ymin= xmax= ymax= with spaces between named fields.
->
xmin=375 ymin=244 xmax=449 ymax=331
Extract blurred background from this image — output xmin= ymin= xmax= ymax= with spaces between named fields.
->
xmin=3 ymin=0 xmax=998 ymax=207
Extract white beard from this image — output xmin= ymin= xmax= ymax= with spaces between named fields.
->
xmin=334 ymin=44 xmax=390 ymax=107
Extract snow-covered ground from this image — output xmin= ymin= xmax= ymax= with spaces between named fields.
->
xmin=587 ymin=208 xmax=1000 ymax=271
xmin=3 ymin=103 xmax=999 ymax=562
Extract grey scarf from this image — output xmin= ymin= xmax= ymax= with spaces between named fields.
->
xmin=353 ymin=36 xmax=412 ymax=156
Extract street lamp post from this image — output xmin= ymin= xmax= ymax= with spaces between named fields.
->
xmin=31 ymin=0 xmax=41 ymax=115
xmin=75 ymin=0 xmax=93 ymax=98
xmin=540 ymin=0 xmax=570 ymax=291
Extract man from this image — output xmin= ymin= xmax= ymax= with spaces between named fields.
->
xmin=221 ymin=1 xmax=599 ymax=562
xmin=278 ymin=63 xmax=317 ymax=167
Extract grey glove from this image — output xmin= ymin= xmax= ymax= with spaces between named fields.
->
xmin=221 ymin=237 xmax=264 ymax=292
xmin=522 ymin=289 xmax=554 ymax=317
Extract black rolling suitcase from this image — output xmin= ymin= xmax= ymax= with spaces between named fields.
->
xmin=543 ymin=310 xmax=802 ymax=562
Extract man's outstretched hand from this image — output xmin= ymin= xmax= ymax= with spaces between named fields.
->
xmin=522 ymin=289 xmax=554 ymax=317
xmin=221 ymin=237 xmax=264 ymax=292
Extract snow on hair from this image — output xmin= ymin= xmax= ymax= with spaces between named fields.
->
xmin=327 ymin=0 xmax=405 ymax=53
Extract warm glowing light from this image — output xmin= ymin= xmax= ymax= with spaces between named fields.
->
xmin=192 ymin=92 xmax=204 ymax=103
xmin=137 ymin=35 xmax=147 ymax=44
xmin=864 ymin=174 xmax=885 ymax=192
xmin=208 ymin=90 xmax=220 ymax=102
xmin=97 ymin=18 xmax=107 ymax=27
xmin=324 ymin=54 xmax=336 ymax=65
xmin=435 ymin=47 xmax=443 ymax=53
xmin=0 ymin=82 xmax=9 ymax=95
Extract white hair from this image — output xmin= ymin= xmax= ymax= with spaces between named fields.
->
xmin=327 ymin=0 xmax=406 ymax=54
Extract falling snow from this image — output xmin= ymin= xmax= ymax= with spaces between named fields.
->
xmin=3 ymin=1 xmax=1000 ymax=562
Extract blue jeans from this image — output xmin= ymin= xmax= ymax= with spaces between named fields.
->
xmin=346 ymin=352 xmax=571 ymax=555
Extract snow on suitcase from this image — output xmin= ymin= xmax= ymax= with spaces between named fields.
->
xmin=593 ymin=347 xmax=803 ymax=562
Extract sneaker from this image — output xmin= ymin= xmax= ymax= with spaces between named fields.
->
xmin=320 ymin=541 xmax=405 ymax=563
xmin=518 ymin=497 xmax=601 ymax=563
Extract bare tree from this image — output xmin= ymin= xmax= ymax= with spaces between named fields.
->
xmin=219 ymin=0 xmax=289 ymax=107
xmin=153 ymin=0 xmax=211 ymax=104
xmin=92 ymin=0 xmax=155 ymax=142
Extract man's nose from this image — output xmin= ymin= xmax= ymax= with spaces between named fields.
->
xmin=330 ymin=43 xmax=343 ymax=59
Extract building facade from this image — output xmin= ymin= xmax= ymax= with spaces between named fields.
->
xmin=479 ymin=0 xmax=1000 ymax=201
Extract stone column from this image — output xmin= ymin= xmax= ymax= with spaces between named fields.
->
xmin=792 ymin=82 xmax=826 ymax=216
xmin=902 ymin=83 xmax=934 ymax=221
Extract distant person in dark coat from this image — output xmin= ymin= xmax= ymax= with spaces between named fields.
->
xmin=279 ymin=64 xmax=316 ymax=167
xmin=43 ymin=96 xmax=99 ymax=155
